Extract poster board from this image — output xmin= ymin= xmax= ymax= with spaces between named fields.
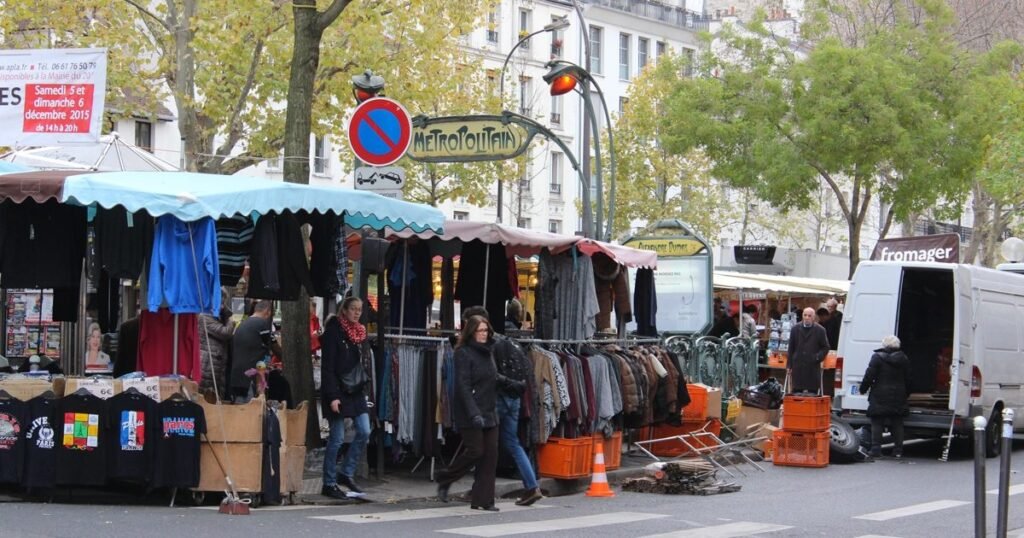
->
xmin=5 ymin=289 xmax=61 ymax=359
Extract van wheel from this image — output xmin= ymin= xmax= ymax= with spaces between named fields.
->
xmin=829 ymin=417 xmax=861 ymax=463
xmin=985 ymin=406 xmax=1003 ymax=458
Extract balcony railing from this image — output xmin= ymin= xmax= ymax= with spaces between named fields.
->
xmin=549 ymin=183 xmax=562 ymax=195
xmin=585 ymin=0 xmax=711 ymax=31
xmin=550 ymin=112 xmax=561 ymax=125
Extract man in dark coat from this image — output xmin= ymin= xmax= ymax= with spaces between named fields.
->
xmin=787 ymin=307 xmax=830 ymax=394
xmin=859 ymin=335 xmax=911 ymax=458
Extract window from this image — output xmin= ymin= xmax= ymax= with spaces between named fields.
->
xmin=517 ymin=217 xmax=531 ymax=229
xmin=135 ymin=120 xmax=153 ymax=153
xmin=487 ymin=6 xmax=499 ymax=44
xmin=548 ymin=220 xmax=562 ymax=234
xmin=638 ymin=37 xmax=649 ymax=70
xmin=550 ymin=94 xmax=562 ymax=126
xmin=619 ymin=33 xmax=631 ymax=79
xmin=266 ymin=152 xmax=282 ymax=172
xmin=519 ymin=76 xmax=532 ymax=116
xmin=518 ymin=165 xmax=531 ymax=194
xmin=656 ymin=41 xmax=667 ymax=59
xmin=453 ymin=211 xmax=470 ymax=221
xmin=313 ymin=135 xmax=329 ymax=175
xmin=619 ymin=96 xmax=628 ymax=116
xmin=550 ymin=152 xmax=563 ymax=195
xmin=551 ymin=17 xmax=564 ymax=57
xmin=588 ymin=26 xmax=602 ymax=75
xmin=518 ymin=9 xmax=531 ymax=50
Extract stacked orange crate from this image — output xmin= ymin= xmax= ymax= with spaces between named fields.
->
xmin=773 ymin=395 xmax=831 ymax=468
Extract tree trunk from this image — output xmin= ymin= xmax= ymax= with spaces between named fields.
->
xmin=282 ymin=0 xmax=324 ymax=446
xmin=963 ymin=181 xmax=987 ymax=264
xmin=170 ymin=0 xmax=200 ymax=171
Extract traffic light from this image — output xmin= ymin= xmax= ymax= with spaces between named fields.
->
xmin=542 ymin=61 xmax=585 ymax=96
xmin=351 ymin=69 xmax=385 ymax=103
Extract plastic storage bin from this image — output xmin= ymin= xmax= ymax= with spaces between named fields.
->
xmin=537 ymin=437 xmax=593 ymax=479
xmin=594 ymin=431 xmax=623 ymax=470
xmin=682 ymin=384 xmax=709 ymax=422
xmin=641 ymin=418 xmax=722 ymax=458
xmin=772 ymin=429 xmax=829 ymax=467
xmin=782 ymin=395 xmax=831 ymax=433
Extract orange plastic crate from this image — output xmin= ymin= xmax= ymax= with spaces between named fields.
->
xmin=641 ymin=418 xmax=722 ymax=457
xmin=782 ymin=395 xmax=831 ymax=432
xmin=821 ymin=351 xmax=837 ymax=369
xmin=537 ymin=437 xmax=593 ymax=479
xmin=772 ymin=429 xmax=829 ymax=467
xmin=593 ymin=432 xmax=622 ymax=470
xmin=767 ymin=351 xmax=787 ymax=368
xmin=682 ymin=384 xmax=709 ymax=422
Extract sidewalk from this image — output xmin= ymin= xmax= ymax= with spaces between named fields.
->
xmin=297 ymin=449 xmax=652 ymax=506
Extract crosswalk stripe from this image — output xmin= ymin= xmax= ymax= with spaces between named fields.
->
xmin=193 ymin=504 xmax=332 ymax=511
xmin=853 ymin=500 xmax=970 ymax=521
xmin=851 ymin=535 xmax=905 ymax=538
xmin=438 ymin=511 xmax=668 ymax=537
xmin=641 ymin=521 xmax=792 ymax=537
xmin=310 ymin=502 xmax=549 ymax=523
xmin=987 ymin=484 xmax=1024 ymax=496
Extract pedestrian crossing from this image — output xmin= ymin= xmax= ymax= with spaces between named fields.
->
xmin=640 ymin=522 xmax=793 ymax=537
xmin=311 ymin=502 xmax=549 ymax=524
xmin=439 ymin=512 xmax=668 ymax=536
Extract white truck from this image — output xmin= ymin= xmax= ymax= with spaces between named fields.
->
xmin=832 ymin=261 xmax=1024 ymax=458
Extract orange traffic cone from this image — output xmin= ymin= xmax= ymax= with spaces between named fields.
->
xmin=585 ymin=437 xmax=615 ymax=498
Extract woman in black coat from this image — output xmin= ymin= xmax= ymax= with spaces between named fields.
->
xmin=320 ymin=297 xmax=371 ymax=498
xmin=859 ymin=335 xmax=911 ymax=458
xmin=435 ymin=315 xmax=500 ymax=511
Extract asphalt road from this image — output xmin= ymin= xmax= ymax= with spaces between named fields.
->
xmin=3 ymin=439 xmax=1024 ymax=537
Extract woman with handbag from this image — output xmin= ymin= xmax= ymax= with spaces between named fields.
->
xmin=436 ymin=315 xmax=500 ymax=511
xmin=320 ymin=297 xmax=371 ymax=499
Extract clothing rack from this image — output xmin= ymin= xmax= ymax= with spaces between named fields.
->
xmin=381 ymin=333 xmax=448 ymax=343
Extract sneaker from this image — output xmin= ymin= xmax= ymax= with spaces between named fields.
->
xmin=338 ymin=474 xmax=364 ymax=494
xmin=321 ymin=484 xmax=347 ymax=500
xmin=515 ymin=488 xmax=543 ymax=507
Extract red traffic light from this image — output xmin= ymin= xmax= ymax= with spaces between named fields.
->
xmin=355 ymin=88 xmax=377 ymax=103
xmin=549 ymin=74 xmax=577 ymax=96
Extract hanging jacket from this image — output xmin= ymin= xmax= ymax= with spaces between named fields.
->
xmin=860 ymin=347 xmax=911 ymax=417
xmin=247 ymin=213 xmax=313 ymax=300
xmin=147 ymin=216 xmax=220 ymax=314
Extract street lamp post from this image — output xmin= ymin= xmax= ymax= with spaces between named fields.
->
xmin=543 ymin=60 xmax=616 ymax=241
xmin=495 ymin=17 xmax=570 ymax=225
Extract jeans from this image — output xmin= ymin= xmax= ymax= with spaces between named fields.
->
xmin=323 ymin=412 xmax=371 ymax=486
xmin=496 ymin=394 xmax=538 ymax=490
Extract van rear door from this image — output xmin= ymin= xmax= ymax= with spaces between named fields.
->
xmin=838 ymin=263 xmax=903 ymax=411
xmin=951 ymin=266 xmax=974 ymax=416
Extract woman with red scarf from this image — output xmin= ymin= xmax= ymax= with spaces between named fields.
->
xmin=320 ymin=297 xmax=371 ymax=499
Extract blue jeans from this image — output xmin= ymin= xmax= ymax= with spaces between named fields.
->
xmin=496 ymin=394 xmax=538 ymax=490
xmin=323 ymin=412 xmax=371 ymax=486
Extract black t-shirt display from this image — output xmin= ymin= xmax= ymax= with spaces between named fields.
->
xmin=55 ymin=393 xmax=108 ymax=486
xmin=23 ymin=395 xmax=58 ymax=489
xmin=0 ymin=398 xmax=29 ymax=484
xmin=153 ymin=399 xmax=206 ymax=488
xmin=106 ymin=391 xmax=160 ymax=483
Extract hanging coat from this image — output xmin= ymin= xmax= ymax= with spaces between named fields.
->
xmin=787 ymin=323 xmax=829 ymax=393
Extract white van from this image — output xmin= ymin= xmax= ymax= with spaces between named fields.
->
xmin=834 ymin=261 xmax=1024 ymax=456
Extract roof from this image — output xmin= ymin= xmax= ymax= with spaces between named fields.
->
xmin=715 ymin=270 xmax=848 ymax=295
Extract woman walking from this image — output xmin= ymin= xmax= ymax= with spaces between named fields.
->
xmin=859 ymin=335 xmax=911 ymax=458
xmin=320 ymin=297 xmax=372 ymax=498
xmin=436 ymin=315 xmax=500 ymax=511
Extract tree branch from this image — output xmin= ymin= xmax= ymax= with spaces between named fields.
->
xmin=213 ymin=38 xmax=267 ymax=163
xmin=317 ymin=0 xmax=352 ymax=32
xmin=878 ymin=204 xmax=896 ymax=240
xmin=120 ymin=0 xmax=171 ymax=32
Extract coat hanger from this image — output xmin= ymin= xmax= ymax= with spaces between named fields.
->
xmin=123 ymin=386 xmax=143 ymax=397
xmin=39 ymin=389 xmax=56 ymax=400
xmin=167 ymin=391 xmax=188 ymax=402
xmin=71 ymin=387 xmax=93 ymax=397
xmin=0 ymin=388 xmax=12 ymax=400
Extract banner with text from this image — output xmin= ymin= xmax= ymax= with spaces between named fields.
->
xmin=0 ymin=48 xmax=107 ymax=146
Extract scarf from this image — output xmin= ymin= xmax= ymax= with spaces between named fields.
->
xmin=340 ymin=317 xmax=366 ymax=344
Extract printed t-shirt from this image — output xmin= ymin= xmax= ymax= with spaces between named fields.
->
xmin=55 ymin=393 xmax=108 ymax=486
xmin=154 ymin=399 xmax=206 ymax=488
xmin=0 ymin=398 xmax=28 ymax=484
xmin=23 ymin=395 xmax=58 ymax=489
xmin=106 ymin=391 xmax=160 ymax=482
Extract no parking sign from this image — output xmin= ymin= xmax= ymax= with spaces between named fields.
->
xmin=347 ymin=97 xmax=412 ymax=167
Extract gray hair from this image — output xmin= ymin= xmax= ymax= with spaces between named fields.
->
xmin=881 ymin=335 xmax=901 ymax=349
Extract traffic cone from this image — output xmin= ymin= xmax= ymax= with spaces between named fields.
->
xmin=585 ymin=437 xmax=615 ymax=498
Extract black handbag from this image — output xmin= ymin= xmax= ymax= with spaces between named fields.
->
xmin=341 ymin=361 xmax=368 ymax=394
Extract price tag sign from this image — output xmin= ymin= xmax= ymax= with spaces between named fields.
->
xmin=122 ymin=376 xmax=161 ymax=402
xmin=0 ymin=48 xmax=107 ymax=145
xmin=73 ymin=378 xmax=116 ymax=399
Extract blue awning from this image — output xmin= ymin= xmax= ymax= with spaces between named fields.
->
xmin=0 ymin=161 xmax=32 ymax=173
xmin=60 ymin=171 xmax=444 ymax=233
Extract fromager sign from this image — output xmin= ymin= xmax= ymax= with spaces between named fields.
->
xmin=0 ymin=48 xmax=108 ymax=146
xmin=870 ymin=233 xmax=960 ymax=263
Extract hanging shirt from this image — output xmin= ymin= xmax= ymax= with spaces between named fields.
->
xmin=0 ymin=398 xmax=28 ymax=484
xmin=106 ymin=390 xmax=160 ymax=483
xmin=137 ymin=309 xmax=200 ymax=381
xmin=23 ymin=395 xmax=58 ymax=489
xmin=153 ymin=399 xmax=206 ymax=488
xmin=216 ymin=215 xmax=254 ymax=287
xmin=147 ymin=215 xmax=221 ymax=315
xmin=56 ymin=393 xmax=108 ymax=486
xmin=247 ymin=213 xmax=313 ymax=300
xmin=95 ymin=206 xmax=154 ymax=280
xmin=308 ymin=213 xmax=340 ymax=298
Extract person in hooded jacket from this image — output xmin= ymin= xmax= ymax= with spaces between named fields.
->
xmin=859 ymin=335 xmax=911 ymax=458
xmin=436 ymin=315 xmax=500 ymax=511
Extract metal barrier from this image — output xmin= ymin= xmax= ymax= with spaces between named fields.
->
xmin=665 ymin=334 xmax=761 ymax=400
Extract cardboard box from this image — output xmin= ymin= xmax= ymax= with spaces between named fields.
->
xmin=159 ymin=376 xmax=199 ymax=401
xmin=279 ymin=402 xmax=309 ymax=447
xmin=200 ymin=396 xmax=264 ymax=443
xmin=64 ymin=377 xmax=121 ymax=399
xmin=279 ymin=445 xmax=307 ymax=494
xmin=0 ymin=378 xmax=57 ymax=401
xmin=752 ymin=424 xmax=780 ymax=454
xmin=735 ymin=405 xmax=781 ymax=437
xmin=196 ymin=442 xmax=262 ymax=493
